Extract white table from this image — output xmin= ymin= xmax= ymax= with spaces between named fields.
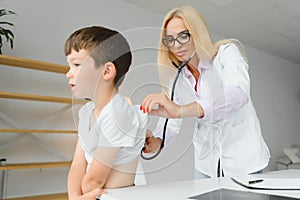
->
xmin=102 ymin=169 xmax=300 ymax=200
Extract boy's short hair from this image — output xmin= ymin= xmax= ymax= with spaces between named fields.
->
xmin=64 ymin=26 xmax=132 ymax=87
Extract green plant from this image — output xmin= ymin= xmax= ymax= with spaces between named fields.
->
xmin=0 ymin=8 xmax=16 ymax=54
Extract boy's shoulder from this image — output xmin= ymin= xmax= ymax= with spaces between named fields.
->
xmin=96 ymin=94 xmax=148 ymax=147
xmin=79 ymin=101 xmax=94 ymax=118
xmin=103 ymin=93 xmax=147 ymax=124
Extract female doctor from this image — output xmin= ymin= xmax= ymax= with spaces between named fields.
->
xmin=140 ymin=5 xmax=270 ymax=178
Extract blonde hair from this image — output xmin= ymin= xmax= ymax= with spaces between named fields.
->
xmin=158 ymin=5 xmax=247 ymax=70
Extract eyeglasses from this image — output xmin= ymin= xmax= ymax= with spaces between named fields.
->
xmin=162 ymin=30 xmax=191 ymax=48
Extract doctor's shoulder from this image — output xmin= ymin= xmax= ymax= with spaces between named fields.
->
xmin=212 ymin=42 xmax=248 ymax=72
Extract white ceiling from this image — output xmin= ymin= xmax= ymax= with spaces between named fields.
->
xmin=125 ymin=0 xmax=300 ymax=64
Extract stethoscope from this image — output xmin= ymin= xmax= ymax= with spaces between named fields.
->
xmin=140 ymin=51 xmax=196 ymax=160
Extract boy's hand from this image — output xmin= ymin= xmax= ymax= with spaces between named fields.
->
xmin=71 ymin=188 xmax=105 ymax=200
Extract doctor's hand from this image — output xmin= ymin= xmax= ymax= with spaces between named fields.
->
xmin=140 ymin=93 xmax=181 ymax=118
xmin=143 ymin=129 xmax=162 ymax=153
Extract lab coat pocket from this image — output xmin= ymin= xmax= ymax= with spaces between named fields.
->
xmin=228 ymin=103 xmax=249 ymax=127
xmin=227 ymin=117 xmax=257 ymax=159
xmin=193 ymin=123 xmax=222 ymax=159
xmin=230 ymin=116 xmax=244 ymax=128
xmin=194 ymin=121 xmax=211 ymax=139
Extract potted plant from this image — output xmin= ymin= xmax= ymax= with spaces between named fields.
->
xmin=0 ymin=8 xmax=16 ymax=54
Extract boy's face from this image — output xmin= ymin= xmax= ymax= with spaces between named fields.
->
xmin=66 ymin=49 xmax=103 ymax=99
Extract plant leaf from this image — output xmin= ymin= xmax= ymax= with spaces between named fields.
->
xmin=7 ymin=10 xmax=17 ymax=15
xmin=0 ymin=36 xmax=3 ymax=54
xmin=9 ymin=37 xmax=13 ymax=49
xmin=6 ymin=30 xmax=14 ymax=39
xmin=6 ymin=29 xmax=14 ymax=39
xmin=0 ymin=9 xmax=17 ymax=17
xmin=0 ymin=9 xmax=16 ymax=53
xmin=0 ymin=22 xmax=14 ymax=26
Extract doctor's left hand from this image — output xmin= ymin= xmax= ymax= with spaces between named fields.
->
xmin=140 ymin=93 xmax=181 ymax=118
xmin=143 ymin=129 xmax=162 ymax=153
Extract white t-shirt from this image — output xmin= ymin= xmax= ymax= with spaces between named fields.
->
xmin=78 ymin=94 xmax=148 ymax=165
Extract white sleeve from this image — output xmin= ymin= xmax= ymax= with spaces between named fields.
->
xmin=201 ymin=44 xmax=250 ymax=122
xmin=219 ymin=43 xmax=251 ymax=96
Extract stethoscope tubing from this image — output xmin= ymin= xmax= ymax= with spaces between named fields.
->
xmin=140 ymin=58 xmax=191 ymax=160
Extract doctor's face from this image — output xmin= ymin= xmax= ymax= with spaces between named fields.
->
xmin=164 ymin=17 xmax=196 ymax=62
xmin=66 ymin=49 xmax=103 ymax=99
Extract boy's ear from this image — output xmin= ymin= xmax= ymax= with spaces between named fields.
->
xmin=102 ymin=62 xmax=116 ymax=81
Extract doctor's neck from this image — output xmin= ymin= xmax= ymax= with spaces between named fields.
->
xmin=187 ymin=54 xmax=200 ymax=70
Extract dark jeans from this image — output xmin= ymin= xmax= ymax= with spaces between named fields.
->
xmin=195 ymin=159 xmax=262 ymax=179
xmin=217 ymin=159 xmax=224 ymax=177
xmin=217 ymin=159 xmax=263 ymax=177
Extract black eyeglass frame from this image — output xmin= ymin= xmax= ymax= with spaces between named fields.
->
xmin=162 ymin=30 xmax=191 ymax=48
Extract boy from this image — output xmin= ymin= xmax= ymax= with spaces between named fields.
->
xmin=65 ymin=26 xmax=147 ymax=200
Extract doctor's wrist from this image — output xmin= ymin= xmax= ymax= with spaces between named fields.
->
xmin=180 ymin=102 xmax=204 ymax=118
xmin=177 ymin=106 xmax=183 ymax=118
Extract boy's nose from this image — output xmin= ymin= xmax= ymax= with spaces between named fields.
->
xmin=66 ymin=67 xmax=72 ymax=78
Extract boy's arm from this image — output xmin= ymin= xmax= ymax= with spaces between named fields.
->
xmin=68 ymin=139 xmax=87 ymax=199
xmin=81 ymin=147 xmax=120 ymax=193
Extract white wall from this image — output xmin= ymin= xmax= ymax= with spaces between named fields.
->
xmin=298 ymin=94 xmax=300 ymax=142
xmin=245 ymin=46 xmax=300 ymax=170
xmin=1 ymin=0 xmax=300 ymax=198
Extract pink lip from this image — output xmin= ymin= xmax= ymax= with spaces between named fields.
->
xmin=175 ymin=50 xmax=186 ymax=57
xmin=69 ymin=83 xmax=75 ymax=91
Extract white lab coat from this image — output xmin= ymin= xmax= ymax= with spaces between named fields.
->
xmin=154 ymin=43 xmax=270 ymax=178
